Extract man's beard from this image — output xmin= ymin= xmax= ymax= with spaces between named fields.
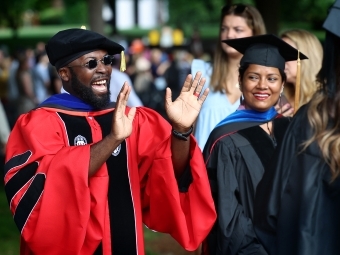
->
xmin=70 ymin=68 xmax=111 ymax=109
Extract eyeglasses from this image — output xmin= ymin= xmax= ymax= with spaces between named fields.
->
xmin=68 ymin=55 xmax=114 ymax=70
xmin=221 ymin=4 xmax=247 ymax=15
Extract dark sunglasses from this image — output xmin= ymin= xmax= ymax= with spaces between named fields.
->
xmin=68 ymin=55 xmax=114 ymax=70
xmin=222 ymin=4 xmax=247 ymax=14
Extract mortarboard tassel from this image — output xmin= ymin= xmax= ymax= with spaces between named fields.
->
xmin=294 ymin=50 xmax=301 ymax=114
xmin=120 ymin=51 xmax=126 ymax=72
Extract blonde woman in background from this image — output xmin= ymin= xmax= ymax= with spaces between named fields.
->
xmin=192 ymin=4 xmax=266 ymax=150
xmin=280 ymin=29 xmax=323 ymax=112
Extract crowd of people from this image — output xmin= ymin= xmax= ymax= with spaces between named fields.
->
xmin=2 ymin=1 xmax=340 ymax=255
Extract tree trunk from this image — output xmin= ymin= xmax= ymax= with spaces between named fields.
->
xmin=107 ymin=0 xmax=117 ymax=35
xmin=88 ymin=0 xmax=105 ymax=35
xmin=254 ymin=0 xmax=280 ymax=35
xmin=134 ymin=0 xmax=138 ymax=27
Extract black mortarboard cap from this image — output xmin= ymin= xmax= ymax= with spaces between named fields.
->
xmin=45 ymin=28 xmax=124 ymax=69
xmin=323 ymin=0 xmax=340 ymax=37
xmin=321 ymin=0 xmax=340 ymax=97
xmin=222 ymin=34 xmax=308 ymax=70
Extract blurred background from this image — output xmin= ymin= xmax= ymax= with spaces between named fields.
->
xmin=0 ymin=0 xmax=333 ymax=55
xmin=0 ymin=0 xmax=334 ymax=254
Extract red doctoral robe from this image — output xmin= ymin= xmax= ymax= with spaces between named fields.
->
xmin=4 ymin=105 xmax=216 ymax=255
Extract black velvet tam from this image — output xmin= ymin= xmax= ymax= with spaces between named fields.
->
xmin=45 ymin=28 xmax=124 ymax=69
xmin=222 ymin=34 xmax=308 ymax=70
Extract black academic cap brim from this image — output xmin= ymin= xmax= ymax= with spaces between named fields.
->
xmin=222 ymin=34 xmax=308 ymax=70
xmin=323 ymin=0 xmax=340 ymax=37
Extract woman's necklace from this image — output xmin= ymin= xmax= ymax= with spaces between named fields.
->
xmin=267 ymin=122 xmax=277 ymax=147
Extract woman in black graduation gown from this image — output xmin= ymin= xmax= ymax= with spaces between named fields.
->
xmin=253 ymin=2 xmax=340 ymax=255
xmin=202 ymin=34 xmax=308 ymax=255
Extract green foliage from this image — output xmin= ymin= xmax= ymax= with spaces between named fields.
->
xmin=0 ymin=0 xmax=34 ymax=29
xmin=31 ymin=0 xmax=53 ymax=11
xmin=0 ymin=0 xmax=87 ymax=31
xmin=168 ymin=0 xmax=221 ymax=26
xmin=61 ymin=1 xmax=87 ymax=25
xmin=39 ymin=8 xmax=64 ymax=25
xmin=281 ymin=0 xmax=334 ymax=29
xmin=167 ymin=0 xmax=257 ymax=36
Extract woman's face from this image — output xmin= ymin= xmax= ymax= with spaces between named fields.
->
xmin=282 ymin=37 xmax=297 ymax=85
xmin=220 ymin=14 xmax=253 ymax=57
xmin=240 ymin=64 xmax=284 ymax=112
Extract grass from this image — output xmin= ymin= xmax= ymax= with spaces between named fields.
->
xmin=144 ymin=227 xmax=162 ymax=255
xmin=0 ymin=184 xmax=20 ymax=255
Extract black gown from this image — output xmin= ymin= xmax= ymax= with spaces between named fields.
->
xmin=202 ymin=116 xmax=290 ymax=255
xmin=253 ymin=104 xmax=340 ymax=255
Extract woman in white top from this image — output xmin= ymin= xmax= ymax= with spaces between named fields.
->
xmin=192 ymin=4 xmax=267 ymax=150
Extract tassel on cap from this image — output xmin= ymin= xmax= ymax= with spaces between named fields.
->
xmin=80 ymin=25 xmax=86 ymax=29
xmin=294 ymin=50 xmax=301 ymax=114
xmin=120 ymin=51 xmax=126 ymax=72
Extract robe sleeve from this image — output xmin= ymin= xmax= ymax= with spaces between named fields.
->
xmin=4 ymin=109 xmax=107 ymax=255
xmin=204 ymin=138 xmax=267 ymax=255
xmin=133 ymin=107 xmax=216 ymax=251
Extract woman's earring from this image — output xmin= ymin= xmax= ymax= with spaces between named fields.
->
xmin=279 ymin=88 xmax=283 ymax=113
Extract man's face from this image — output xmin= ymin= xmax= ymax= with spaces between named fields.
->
xmin=67 ymin=50 xmax=112 ymax=109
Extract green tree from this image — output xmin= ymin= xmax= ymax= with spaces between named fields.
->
xmin=0 ymin=0 xmax=57 ymax=37
xmin=281 ymin=0 xmax=334 ymax=29
xmin=168 ymin=0 xmax=224 ymax=28
xmin=1 ymin=0 xmax=34 ymax=36
xmin=167 ymin=0 xmax=333 ymax=36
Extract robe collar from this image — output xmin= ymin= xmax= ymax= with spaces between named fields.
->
xmin=215 ymin=106 xmax=278 ymax=128
xmin=38 ymin=93 xmax=95 ymax=111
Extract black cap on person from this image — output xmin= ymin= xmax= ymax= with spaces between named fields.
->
xmin=45 ymin=28 xmax=124 ymax=69
xmin=323 ymin=0 xmax=340 ymax=37
xmin=222 ymin=34 xmax=308 ymax=70
xmin=320 ymin=0 xmax=340 ymax=97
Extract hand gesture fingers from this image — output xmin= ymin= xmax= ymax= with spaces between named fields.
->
xmin=114 ymin=82 xmax=131 ymax=122
xmin=197 ymin=86 xmax=210 ymax=104
xmin=275 ymin=103 xmax=294 ymax=117
xmin=112 ymin=82 xmax=136 ymax=140
xmin=188 ymin=72 xmax=202 ymax=94
xmin=165 ymin=72 xmax=210 ymax=129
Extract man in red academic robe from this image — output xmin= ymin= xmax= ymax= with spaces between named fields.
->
xmin=4 ymin=28 xmax=216 ymax=255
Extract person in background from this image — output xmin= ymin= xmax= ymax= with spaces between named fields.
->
xmin=4 ymin=28 xmax=216 ymax=255
xmin=192 ymin=3 xmax=267 ymax=150
xmin=109 ymin=57 xmax=143 ymax=107
xmin=164 ymin=48 xmax=192 ymax=100
xmin=110 ymin=67 xmax=143 ymax=107
xmin=0 ymin=99 xmax=10 ymax=173
xmin=202 ymin=34 xmax=308 ymax=255
xmin=16 ymin=54 xmax=38 ymax=116
xmin=253 ymin=1 xmax=340 ymax=254
xmin=0 ymin=46 xmax=11 ymax=100
xmin=33 ymin=51 xmax=52 ymax=103
xmin=48 ymin=64 xmax=62 ymax=94
xmin=279 ymin=28 xmax=323 ymax=113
